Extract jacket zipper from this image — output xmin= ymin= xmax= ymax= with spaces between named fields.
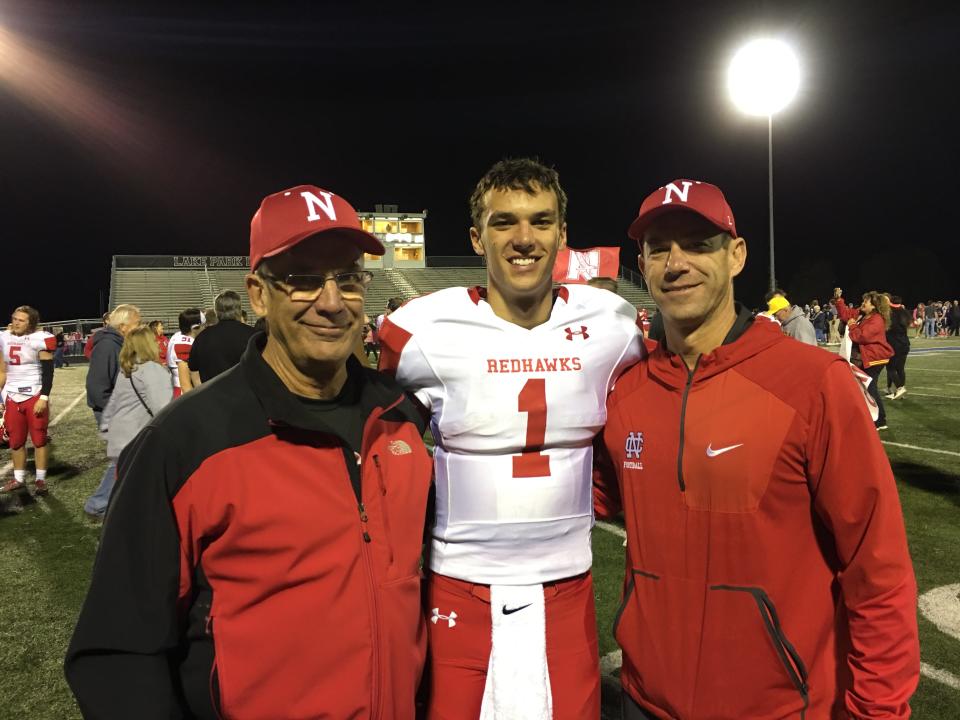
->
xmin=356 ymin=405 xmax=402 ymax=720
xmin=676 ymin=357 xmax=700 ymax=492
xmin=372 ymin=454 xmax=394 ymax=566
xmin=205 ymin=615 xmax=225 ymax=720
xmin=358 ymin=508 xmax=382 ymax=719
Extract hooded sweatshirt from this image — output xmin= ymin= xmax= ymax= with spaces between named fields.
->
xmin=86 ymin=326 xmax=124 ymax=412
xmin=779 ymin=305 xmax=818 ymax=346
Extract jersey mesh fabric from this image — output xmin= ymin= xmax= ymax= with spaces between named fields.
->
xmin=381 ymin=285 xmax=643 ymax=584
xmin=0 ymin=330 xmax=55 ymax=400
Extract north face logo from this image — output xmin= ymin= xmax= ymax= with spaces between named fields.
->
xmin=564 ymin=326 xmax=589 ymax=341
xmin=388 ymin=440 xmax=412 ymax=456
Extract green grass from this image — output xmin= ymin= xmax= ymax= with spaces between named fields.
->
xmin=2 ymin=342 xmax=958 ymax=718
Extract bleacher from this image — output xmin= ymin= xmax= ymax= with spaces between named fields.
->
xmin=109 ymin=256 xmax=656 ymax=329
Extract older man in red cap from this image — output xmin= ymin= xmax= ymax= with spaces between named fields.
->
xmin=66 ymin=185 xmax=434 ymax=720
xmin=595 ymin=179 xmax=919 ymax=719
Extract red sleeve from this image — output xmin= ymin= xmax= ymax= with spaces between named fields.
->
xmin=173 ymin=343 xmax=192 ymax=363
xmin=806 ymin=361 xmax=919 ymax=717
xmin=847 ymin=314 xmax=885 ymax=345
xmin=43 ymin=335 xmax=57 ymax=352
xmin=84 ymin=335 xmax=95 ymax=360
xmin=834 ymin=298 xmax=860 ymax=323
xmin=377 ymin=316 xmax=412 ymax=377
xmin=592 ymin=432 xmax=622 ymax=520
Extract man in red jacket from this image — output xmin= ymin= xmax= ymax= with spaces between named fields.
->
xmin=66 ymin=185 xmax=434 ymax=719
xmin=596 ymin=179 xmax=919 ymax=719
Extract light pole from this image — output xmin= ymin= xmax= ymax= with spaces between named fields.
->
xmin=728 ymin=38 xmax=800 ymax=292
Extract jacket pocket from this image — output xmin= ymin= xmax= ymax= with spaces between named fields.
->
xmin=701 ymin=585 xmax=810 ymax=718
xmin=612 ymin=568 xmax=682 ymax=715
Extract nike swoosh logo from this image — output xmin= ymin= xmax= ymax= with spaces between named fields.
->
xmin=502 ymin=603 xmax=532 ymax=615
xmin=706 ymin=443 xmax=744 ymax=458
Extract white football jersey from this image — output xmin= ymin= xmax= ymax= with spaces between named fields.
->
xmin=0 ymin=330 xmax=56 ymax=401
xmin=380 ymin=285 xmax=644 ymax=584
xmin=166 ymin=331 xmax=194 ymax=389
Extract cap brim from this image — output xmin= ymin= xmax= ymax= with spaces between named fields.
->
xmin=628 ymin=205 xmax=731 ymax=244
xmin=261 ymin=225 xmax=386 ymax=264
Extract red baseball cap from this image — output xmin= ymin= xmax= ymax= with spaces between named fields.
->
xmin=249 ymin=185 xmax=385 ymax=269
xmin=627 ymin=179 xmax=737 ymax=243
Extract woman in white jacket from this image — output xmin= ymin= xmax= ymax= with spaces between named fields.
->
xmin=100 ymin=325 xmax=173 ymax=466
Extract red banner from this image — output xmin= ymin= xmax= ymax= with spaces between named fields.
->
xmin=552 ymin=246 xmax=620 ymax=284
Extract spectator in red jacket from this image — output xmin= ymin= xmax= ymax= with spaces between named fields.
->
xmin=835 ymin=289 xmax=894 ymax=429
xmin=148 ymin=320 xmax=168 ymax=364
xmin=597 ymin=178 xmax=919 ymax=720
xmin=83 ymin=312 xmax=111 ymax=360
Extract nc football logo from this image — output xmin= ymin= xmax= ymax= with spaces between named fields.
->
xmin=623 ymin=431 xmax=644 ymax=470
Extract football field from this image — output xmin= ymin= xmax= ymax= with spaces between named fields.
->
xmin=1 ymin=342 xmax=958 ymax=719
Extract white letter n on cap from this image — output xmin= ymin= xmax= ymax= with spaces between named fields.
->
xmin=301 ymin=190 xmax=337 ymax=222
xmin=662 ymin=181 xmax=693 ymax=205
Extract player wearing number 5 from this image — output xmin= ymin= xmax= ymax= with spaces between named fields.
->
xmin=0 ymin=306 xmax=56 ymax=495
xmin=380 ymin=158 xmax=643 ymax=719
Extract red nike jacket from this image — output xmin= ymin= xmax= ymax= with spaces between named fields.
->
xmin=596 ymin=307 xmax=919 ymax=719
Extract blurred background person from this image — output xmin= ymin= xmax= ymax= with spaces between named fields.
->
xmin=97 ymin=325 xmax=173 ymax=515
xmin=54 ymin=327 xmax=70 ymax=368
xmin=767 ymin=295 xmax=817 ymax=345
xmin=836 ymin=289 xmax=894 ymax=429
xmin=885 ymin=295 xmax=911 ymax=400
xmin=83 ymin=304 xmax=142 ymax=519
xmin=187 ymin=290 xmax=255 ymax=385
xmin=167 ymin=308 xmax=203 ymax=397
xmin=149 ymin=320 xmax=168 ymax=363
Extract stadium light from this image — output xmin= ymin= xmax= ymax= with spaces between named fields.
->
xmin=727 ymin=38 xmax=800 ymax=292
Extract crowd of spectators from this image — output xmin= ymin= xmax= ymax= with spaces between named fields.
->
xmin=912 ymin=300 xmax=960 ymax=338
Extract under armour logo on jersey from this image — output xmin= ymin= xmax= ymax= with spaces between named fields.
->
xmin=388 ymin=440 xmax=412 ymax=456
xmin=431 ymin=608 xmax=457 ymax=628
xmin=564 ymin=326 xmax=589 ymax=341
xmin=625 ymin=432 xmax=644 ymax=459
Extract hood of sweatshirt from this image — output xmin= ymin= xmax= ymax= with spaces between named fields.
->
xmin=646 ymin=304 xmax=785 ymax=390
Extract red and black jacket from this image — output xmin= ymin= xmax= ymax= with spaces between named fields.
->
xmin=66 ymin=334 xmax=434 ymax=720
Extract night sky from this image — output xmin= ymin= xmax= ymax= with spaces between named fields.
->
xmin=2 ymin=1 xmax=957 ymax=321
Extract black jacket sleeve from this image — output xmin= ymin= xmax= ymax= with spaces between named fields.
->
xmin=64 ymin=424 xmax=188 ymax=719
xmin=85 ymin=342 xmax=119 ymax=412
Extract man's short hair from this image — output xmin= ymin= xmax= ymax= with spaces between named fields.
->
xmin=13 ymin=305 xmax=40 ymax=332
xmin=178 ymin=308 xmax=203 ymax=334
xmin=469 ymin=157 xmax=567 ymax=229
xmin=763 ymin=288 xmax=789 ymax=304
xmin=387 ymin=297 xmax=404 ymax=313
xmin=148 ymin=320 xmax=163 ymax=333
xmin=109 ymin=304 xmax=140 ymax=330
xmin=215 ymin=290 xmax=244 ymax=321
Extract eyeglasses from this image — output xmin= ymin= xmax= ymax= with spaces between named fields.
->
xmin=259 ymin=270 xmax=373 ymax=302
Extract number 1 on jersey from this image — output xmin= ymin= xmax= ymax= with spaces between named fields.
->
xmin=513 ymin=378 xmax=550 ymax=478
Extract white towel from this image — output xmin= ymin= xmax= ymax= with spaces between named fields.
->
xmin=479 ymin=584 xmax=552 ymax=720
